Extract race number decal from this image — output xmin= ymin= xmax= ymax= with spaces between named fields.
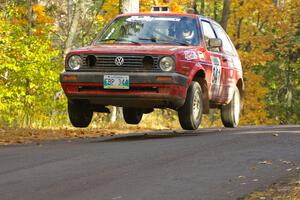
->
xmin=210 ymin=56 xmax=222 ymax=96
xmin=211 ymin=56 xmax=221 ymax=85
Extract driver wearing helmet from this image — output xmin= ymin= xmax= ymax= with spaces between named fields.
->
xmin=178 ymin=18 xmax=196 ymax=44
xmin=182 ymin=25 xmax=195 ymax=40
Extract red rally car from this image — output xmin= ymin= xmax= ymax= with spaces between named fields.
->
xmin=60 ymin=12 xmax=244 ymax=130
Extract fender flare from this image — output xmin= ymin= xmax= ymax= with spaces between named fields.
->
xmin=187 ymin=62 xmax=207 ymax=86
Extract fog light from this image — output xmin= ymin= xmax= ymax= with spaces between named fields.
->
xmin=63 ymin=75 xmax=78 ymax=81
xmin=156 ymin=76 xmax=173 ymax=82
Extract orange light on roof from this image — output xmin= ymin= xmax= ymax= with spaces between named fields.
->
xmin=151 ymin=6 xmax=170 ymax=13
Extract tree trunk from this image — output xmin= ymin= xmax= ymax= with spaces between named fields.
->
xmin=192 ymin=0 xmax=198 ymax=14
xmin=220 ymin=0 xmax=231 ymax=31
xmin=67 ymin=0 xmax=73 ymax=28
xmin=119 ymin=0 xmax=123 ymax=14
xmin=213 ymin=0 xmax=217 ymax=20
xmin=273 ymin=0 xmax=279 ymax=7
xmin=64 ymin=0 xmax=83 ymax=55
xmin=110 ymin=106 xmax=117 ymax=123
xmin=200 ymin=0 xmax=205 ymax=15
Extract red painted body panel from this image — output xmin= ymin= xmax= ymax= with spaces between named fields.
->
xmin=62 ymin=83 xmax=186 ymax=97
xmin=61 ymin=12 xmax=244 ymax=110
xmin=61 ymin=82 xmax=187 ymax=108
xmin=68 ymin=45 xmax=195 ymax=58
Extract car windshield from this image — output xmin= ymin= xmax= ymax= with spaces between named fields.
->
xmin=96 ymin=16 xmax=200 ymax=46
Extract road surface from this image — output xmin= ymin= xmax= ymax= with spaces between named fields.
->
xmin=0 ymin=125 xmax=300 ymax=200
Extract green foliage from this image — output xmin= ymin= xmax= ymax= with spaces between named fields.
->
xmin=259 ymin=50 xmax=300 ymax=124
xmin=0 ymin=4 xmax=66 ymax=127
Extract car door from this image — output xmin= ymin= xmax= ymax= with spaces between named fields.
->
xmin=200 ymin=20 xmax=225 ymax=102
xmin=211 ymin=22 xmax=237 ymax=104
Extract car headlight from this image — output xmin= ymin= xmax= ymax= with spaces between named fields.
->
xmin=68 ymin=55 xmax=82 ymax=70
xmin=159 ymin=56 xmax=175 ymax=72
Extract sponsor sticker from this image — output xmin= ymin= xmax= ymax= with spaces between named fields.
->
xmin=127 ymin=16 xmax=153 ymax=22
xmin=126 ymin=16 xmax=181 ymax=22
xmin=197 ymin=51 xmax=205 ymax=61
xmin=184 ymin=50 xmax=197 ymax=60
xmin=153 ymin=17 xmax=181 ymax=21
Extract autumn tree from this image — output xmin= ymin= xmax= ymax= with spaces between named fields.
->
xmin=0 ymin=2 xmax=64 ymax=127
xmin=226 ymin=0 xmax=300 ymax=125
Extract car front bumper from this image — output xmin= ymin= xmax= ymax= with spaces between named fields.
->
xmin=60 ymin=71 xmax=188 ymax=109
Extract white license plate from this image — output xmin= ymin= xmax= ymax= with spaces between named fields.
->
xmin=103 ymin=75 xmax=129 ymax=89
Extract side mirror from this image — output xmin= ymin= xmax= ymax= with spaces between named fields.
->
xmin=208 ymin=38 xmax=222 ymax=48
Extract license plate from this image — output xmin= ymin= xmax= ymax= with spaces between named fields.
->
xmin=103 ymin=75 xmax=129 ymax=89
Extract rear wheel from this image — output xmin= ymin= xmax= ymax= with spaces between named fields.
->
xmin=221 ymin=86 xmax=241 ymax=128
xmin=123 ymin=107 xmax=143 ymax=124
xmin=68 ymin=100 xmax=93 ymax=128
xmin=178 ymin=81 xmax=203 ymax=130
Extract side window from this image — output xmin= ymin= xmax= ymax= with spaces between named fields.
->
xmin=201 ymin=20 xmax=220 ymax=52
xmin=212 ymin=23 xmax=235 ymax=55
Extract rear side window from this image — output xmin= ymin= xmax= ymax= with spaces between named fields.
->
xmin=201 ymin=20 xmax=220 ymax=52
xmin=212 ymin=23 xmax=235 ymax=55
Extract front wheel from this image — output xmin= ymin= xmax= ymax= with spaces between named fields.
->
xmin=68 ymin=100 xmax=93 ymax=128
xmin=178 ymin=81 xmax=203 ymax=130
xmin=221 ymin=86 xmax=241 ymax=128
xmin=123 ymin=107 xmax=143 ymax=124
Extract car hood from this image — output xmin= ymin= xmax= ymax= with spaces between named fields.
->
xmin=70 ymin=44 xmax=197 ymax=55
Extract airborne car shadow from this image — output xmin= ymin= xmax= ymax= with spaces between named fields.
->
xmin=99 ymin=128 xmax=222 ymax=143
xmin=87 ymin=125 xmax=298 ymax=143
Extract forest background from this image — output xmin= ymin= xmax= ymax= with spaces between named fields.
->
xmin=0 ymin=0 xmax=299 ymax=130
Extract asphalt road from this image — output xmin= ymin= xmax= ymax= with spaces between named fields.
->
xmin=0 ymin=125 xmax=300 ymax=200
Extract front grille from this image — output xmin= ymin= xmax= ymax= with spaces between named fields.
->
xmin=81 ymin=54 xmax=160 ymax=71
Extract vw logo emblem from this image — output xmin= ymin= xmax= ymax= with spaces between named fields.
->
xmin=115 ymin=56 xmax=124 ymax=66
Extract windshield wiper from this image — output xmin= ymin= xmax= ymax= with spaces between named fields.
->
xmin=138 ymin=37 xmax=158 ymax=43
xmin=166 ymin=39 xmax=190 ymax=46
xmin=138 ymin=37 xmax=189 ymax=46
xmin=99 ymin=38 xmax=140 ymax=44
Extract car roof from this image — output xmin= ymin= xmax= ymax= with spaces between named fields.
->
xmin=119 ymin=12 xmax=214 ymax=22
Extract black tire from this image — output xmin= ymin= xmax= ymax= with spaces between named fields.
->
xmin=68 ymin=100 xmax=93 ymax=128
xmin=178 ymin=81 xmax=203 ymax=130
xmin=123 ymin=107 xmax=143 ymax=124
xmin=221 ymin=86 xmax=241 ymax=128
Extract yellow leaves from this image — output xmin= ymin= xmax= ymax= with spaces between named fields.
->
xmin=226 ymin=0 xmax=300 ymax=125
xmin=32 ymin=4 xmax=54 ymax=25
xmin=169 ymin=2 xmax=183 ymax=13
xmin=238 ymin=50 xmax=274 ymax=69
xmin=230 ymin=0 xmax=299 ymax=56
xmin=6 ymin=3 xmax=54 ymax=37
xmin=240 ymin=71 xmax=275 ymax=125
xmin=142 ymin=0 xmax=192 ymax=13
xmin=15 ymin=6 xmax=28 ymax=16
xmin=12 ymin=19 xmax=28 ymax=26
xmin=102 ymin=0 xmax=120 ymax=23
xmin=99 ymin=0 xmax=191 ymax=26
xmin=139 ymin=1 xmax=153 ymax=12
xmin=96 ymin=15 xmax=105 ymax=22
